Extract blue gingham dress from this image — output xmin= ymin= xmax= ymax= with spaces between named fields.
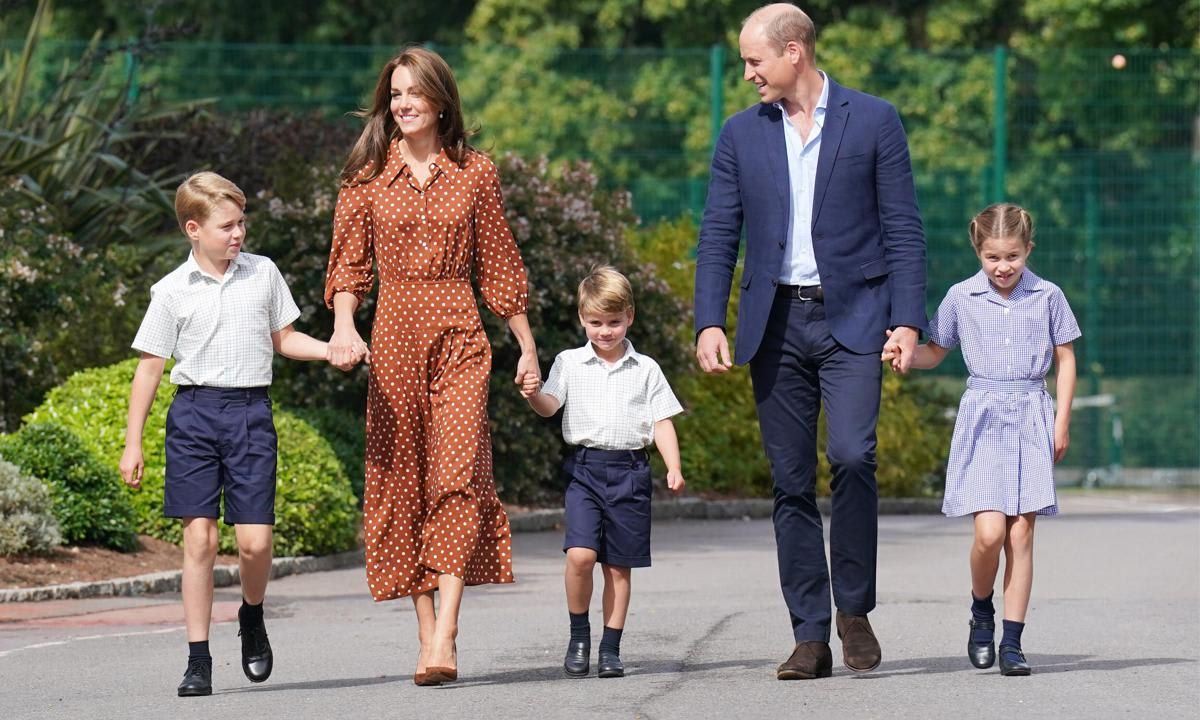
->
xmin=929 ymin=269 xmax=1081 ymax=517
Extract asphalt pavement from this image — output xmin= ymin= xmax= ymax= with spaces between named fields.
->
xmin=1 ymin=491 xmax=1197 ymax=719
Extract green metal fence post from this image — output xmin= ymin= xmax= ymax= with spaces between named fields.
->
xmin=991 ymin=45 xmax=1007 ymax=203
xmin=1084 ymin=156 xmax=1103 ymax=468
xmin=710 ymin=44 xmax=725 ymax=154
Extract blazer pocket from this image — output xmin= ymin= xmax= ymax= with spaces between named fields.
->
xmin=838 ymin=151 xmax=869 ymax=164
xmin=860 ymin=258 xmax=889 ymax=280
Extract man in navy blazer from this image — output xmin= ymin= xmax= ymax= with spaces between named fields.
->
xmin=694 ymin=4 xmax=927 ymax=680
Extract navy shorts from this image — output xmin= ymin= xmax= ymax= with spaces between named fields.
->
xmin=562 ymin=446 xmax=652 ymax=568
xmin=164 ymin=385 xmax=277 ymax=525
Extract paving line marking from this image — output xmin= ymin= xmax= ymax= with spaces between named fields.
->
xmin=0 ymin=626 xmax=182 ymax=658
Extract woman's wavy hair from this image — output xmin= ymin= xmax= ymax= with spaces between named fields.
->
xmin=340 ymin=46 xmax=475 ymax=185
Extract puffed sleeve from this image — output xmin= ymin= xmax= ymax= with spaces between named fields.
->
xmin=324 ymin=173 xmax=375 ymax=309
xmin=471 ymin=156 xmax=529 ymax=318
xmin=927 ymin=290 xmax=960 ymax=350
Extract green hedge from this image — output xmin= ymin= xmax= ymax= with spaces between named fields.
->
xmin=25 ymin=359 xmax=361 ymax=556
xmin=0 ymin=422 xmax=138 ymax=550
xmin=0 ymin=458 xmax=62 ymax=557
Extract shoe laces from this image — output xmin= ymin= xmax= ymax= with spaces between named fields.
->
xmin=239 ymin=621 xmax=269 ymax=653
xmin=186 ymin=656 xmax=212 ymax=674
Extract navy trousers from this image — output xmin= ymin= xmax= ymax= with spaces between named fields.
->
xmin=749 ymin=294 xmax=882 ymax=643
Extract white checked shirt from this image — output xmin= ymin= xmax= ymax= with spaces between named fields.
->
xmin=132 ymin=251 xmax=301 ymax=387
xmin=541 ymin=340 xmax=684 ymax=450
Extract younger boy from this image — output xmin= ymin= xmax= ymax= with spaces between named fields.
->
xmin=522 ymin=265 xmax=685 ymax=678
xmin=119 ymin=172 xmax=334 ymax=697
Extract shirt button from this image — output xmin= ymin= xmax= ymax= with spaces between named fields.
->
xmin=1005 ymin=338 xmax=1011 ymax=345
xmin=1004 ymin=308 xmax=1010 ymax=315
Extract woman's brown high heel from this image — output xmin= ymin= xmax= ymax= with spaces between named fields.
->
xmin=421 ymin=641 xmax=457 ymax=684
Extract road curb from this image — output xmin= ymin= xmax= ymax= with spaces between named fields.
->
xmin=1 ymin=497 xmax=941 ymax=603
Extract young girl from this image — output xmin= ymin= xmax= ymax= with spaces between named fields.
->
xmin=883 ymin=203 xmax=1079 ymax=676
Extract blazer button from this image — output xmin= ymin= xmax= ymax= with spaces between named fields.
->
xmin=778 ymin=240 xmax=785 ymax=247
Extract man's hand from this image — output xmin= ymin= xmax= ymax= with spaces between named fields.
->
xmin=695 ymin=327 xmax=732 ymax=374
xmin=882 ymin=326 xmax=919 ymax=374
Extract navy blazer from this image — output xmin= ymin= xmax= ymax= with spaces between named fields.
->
xmin=694 ymin=79 xmax=928 ymax=364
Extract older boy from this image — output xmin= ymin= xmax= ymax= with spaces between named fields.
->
xmin=522 ymin=265 xmax=685 ymax=678
xmin=119 ymin=172 xmax=334 ymax=697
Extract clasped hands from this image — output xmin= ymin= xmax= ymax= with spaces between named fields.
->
xmin=327 ymin=328 xmax=371 ymax=372
xmin=879 ymin=326 xmax=919 ymax=373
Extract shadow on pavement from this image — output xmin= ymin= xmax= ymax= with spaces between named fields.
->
xmin=860 ymin=654 xmax=1196 ymax=678
xmin=454 ymin=658 xmax=776 ymax=687
xmin=220 ymin=675 xmax=407 ymax=693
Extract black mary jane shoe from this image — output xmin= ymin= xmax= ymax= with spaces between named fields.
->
xmin=563 ymin=639 xmax=590 ymax=677
xmin=998 ymin=646 xmax=1031 ymax=676
xmin=239 ymin=619 xmax=274 ymax=683
xmin=597 ymin=649 xmax=625 ymax=678
xmin=177 ymin=656 xmax=213 ymax=697
xmin=967 ymin=618 xmax=996 ymax=669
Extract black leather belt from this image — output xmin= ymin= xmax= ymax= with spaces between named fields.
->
xmin=777 ymin=284 xmax=824 ymax=302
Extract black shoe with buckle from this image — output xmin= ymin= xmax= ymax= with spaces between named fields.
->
xmin=999 ymin=645 xmax=1031 ymax=676
xmin=177 ymin=656 xmax=213 ymax=697
xmin=968 ymin=618 xmax=996 ymax=669
xmin=239 ymin=619 xmax=273 ymax=683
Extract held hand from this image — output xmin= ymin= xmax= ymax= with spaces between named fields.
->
xmin=665 ymin=469 xmax=686 ymax=494
xmin=518 ymin=370 xmax=541 ymax=399
xmin=695 ymin=327 xmax=732 ymax=374
xmin=515 ymin=351 xmax=540 ymax=388
xmin=119 ymin=445 xmax=144 ymax=489
xmin=328 ymin=326 xmax=367 ymax=372
xmin=880 ymin=329 xmax=898 ymax=366
xmin=883 ymin=326 xmax=918 ymax=374
xmin=1054 ymin=424 xmax=1070 ymax=462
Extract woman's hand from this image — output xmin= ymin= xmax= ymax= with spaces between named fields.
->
xmin=515 ymin=350 xmax=540 ymax=387
xmin=328 ymin=325 xmax=368 ymax=371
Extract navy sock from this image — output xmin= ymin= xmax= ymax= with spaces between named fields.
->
xmin=239 ymin=599 xmax=264 ymax=628
xmin=970 ymin=593 xmax=995 ymax=644
xmin=569 ymin=611 xmax=590 ymax=643
xmin=1001 ymin=619 xmax=1025 ymax=653
xmin=599 ymin=626 xmax=623 ymax=656
xmin=188 ymin=640 xmax=211 ymax=660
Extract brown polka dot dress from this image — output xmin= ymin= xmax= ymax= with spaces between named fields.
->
xmin=324 ymin=141 xmax=526 ymax=602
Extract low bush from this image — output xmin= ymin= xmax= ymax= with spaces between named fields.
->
xmin=24 ymin=359 xmax=360 ymax=555
xmin=0 ymin=423 xmax=138 ymax=550
xmin=0 ymin=458 xmax=62 ymax=557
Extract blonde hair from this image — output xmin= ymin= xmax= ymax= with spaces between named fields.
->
xmin=175 ymin=171 xmax=246 ymax=234
xmin=578 ymin=265 xmax=634 ymax=316
xmin=744 ymin=4 xmax=816 ymax=59
xmin=968 ymin=203 xmax=1035 ymax=252
xmin=341 ymin=46 xmax=474 ymax=185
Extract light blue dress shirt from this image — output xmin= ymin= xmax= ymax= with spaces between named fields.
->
xmin=774 ymin=71 xmax=829 ymax=286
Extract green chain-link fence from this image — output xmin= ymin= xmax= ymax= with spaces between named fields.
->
xmin=7 ymin=40 xmax=1198 ymax=471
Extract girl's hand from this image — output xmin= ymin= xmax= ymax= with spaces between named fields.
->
xmin=665 ymin=469 xmax=685 ymax=494
xmin=1054 ymin=423 xmax=1070 ymax=462
xmin=119 ymin=445 xmax=144 ymax=489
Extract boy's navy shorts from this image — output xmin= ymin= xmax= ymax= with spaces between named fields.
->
xmin=562 ymin=446 xmax=652 ymax=568
xmin=164 ymin=385 xmax=277 ymax=525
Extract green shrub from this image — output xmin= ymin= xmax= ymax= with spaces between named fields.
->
xmin=0 ymin=458 xmax=62 ymax=557
xmin=0 ymin=423 xmax=138 ymax=550
xmin=25 ymin=359 xmax=360 ymax=555
xmin=631 ymin=216 xmax=954 ymax=497
xmin=289 ymin=407 xmax=366 ymax=505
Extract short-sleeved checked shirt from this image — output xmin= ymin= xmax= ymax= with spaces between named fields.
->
xmin=132 ymin=251 xmax=301 ymax=387
xmin=928 ymin=269 xmax=1081 ymax=517
xmin=541 ymin=340 xmax=684 ymax=451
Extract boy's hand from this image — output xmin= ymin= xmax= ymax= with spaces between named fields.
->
xmin=665 ymin=469 xmax=685 ymax=494
xmin=119 ymin=445 xmax=144 ymax=489
xmin=518 ymin=370 xmax=541 ymax=398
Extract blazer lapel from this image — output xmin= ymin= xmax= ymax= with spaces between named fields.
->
xmin=758 ymin=104 xmax=789 ymax=212
xmin=812 ymin=81 xmax=848 ymax=229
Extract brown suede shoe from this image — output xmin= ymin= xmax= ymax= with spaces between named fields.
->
xmin=776 ymin=641 xmax=833 ymax=680
xmin=836 ymin=611 xmax=882 ymax=672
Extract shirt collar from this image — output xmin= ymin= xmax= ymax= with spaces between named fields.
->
xmin=388 ymin=139 xmax=459 ymax=186
xmin=579 ymin=339 xmax=639 ymax=367
xmin=773 ymin=70 xmax=829 ymax=118
xmin=966 ymin=268 xmax=1044 ymax=299
xmin=185 ymin=249 xmax=246 ymax=283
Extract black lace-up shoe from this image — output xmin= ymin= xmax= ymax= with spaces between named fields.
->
xmin=177 ymin=656 xmax=213 ymax=697
xmin=239 ymin=619 xmax=273 ymax=682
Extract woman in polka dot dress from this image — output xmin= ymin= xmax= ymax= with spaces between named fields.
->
xmin=324 ymin=47 xmax=540 ymax=686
